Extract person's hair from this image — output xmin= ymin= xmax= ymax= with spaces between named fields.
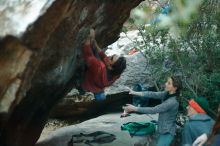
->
xmin=170 ymin=76 xmax=182 ymax=97
xmin=207 ymin=104 xmax=220 ymax=145
xmin=107 ymin=56 xmax=126 ymax=80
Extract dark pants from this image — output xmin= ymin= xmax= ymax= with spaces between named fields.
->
xmin=77 ymin=87 xmax=106 ymax=101
xmin=94 ymin=92 xmax=106 ymax=101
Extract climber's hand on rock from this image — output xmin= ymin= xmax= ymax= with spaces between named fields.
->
xmin=125 ymin=87 xmax=135 ymax=95
xmin=123 ymin=104 xmax=137 ymax=112
xmin=125 ymin=87 xmax=144 ymax=96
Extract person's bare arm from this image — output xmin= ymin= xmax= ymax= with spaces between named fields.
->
xmin=126 ymin=87 xmax=145 ymax=96
xmin=93 ymin=39 xmax=111 ymax=69
xmin=93 ymin=40 xmax=102 ymax=53
xmin=126 ymin=87 xmax=167 ymax=99
xmin=129 ymin=91 xmax=145 ymax=97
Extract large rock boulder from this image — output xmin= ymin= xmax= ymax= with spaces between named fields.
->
xmin=48 ymin=30 xmax=156 ymax=118
xmin=36 ymin=113 xmax=159 ymax=146
xmin=104 ymin=30 xmax=154 ymax=95
xmin=105 ymin=52 xmax=153 ymax=95
xmin=0 ymin=1 xmax=144 ymax=146
xmin=50 ymin=92 xmax=132 ymax=118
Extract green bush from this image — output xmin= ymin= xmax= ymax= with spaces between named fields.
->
xmin=124 ymin=0 xmax=220 ymax=114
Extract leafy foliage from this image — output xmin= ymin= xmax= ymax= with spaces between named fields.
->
xmin=124 ymin=0 xmax=220 ymax=113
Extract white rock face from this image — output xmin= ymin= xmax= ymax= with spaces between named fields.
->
xmin=106 ymin=30 xmax=144 ymax=56
xmin=0 ymin=0 xmax=54 ymax=37
xmin=105 ymin=52 xmax=153 ymax=95
xmin=104 ymin=30 xmax=154 ymax=95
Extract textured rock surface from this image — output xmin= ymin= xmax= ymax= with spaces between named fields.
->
xmin=36 ymin=113 xmax=158 ymax=146
xmin=49 ymin=30 xmax=154 ymax=118
xmin=104 ymin=30 xmax=153 ymax=95
xmin=106 ymin=30 xmax=144 ymax=56
xmin=0 ymin=36 xmax=32 ymax=113
xmin=105 ymin=52 xmax=153 ymax=95
xmin=0 ymin=0 xmax=54 ymax=37
xmin=50 ymin=92 xmax=132 ymax=118
xmin=0 ymin=1 xmax=143 ymax=146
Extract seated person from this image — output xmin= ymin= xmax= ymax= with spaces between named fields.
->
xmin=123 ymin=76 xmax=182 ymax=146
xmin=182 ymin=97 xmax=214 ymax=146
xmin=80 ymin=29 xmax=126 ymax=101
xmin=192 ymin=103 xmax=220 ymax=146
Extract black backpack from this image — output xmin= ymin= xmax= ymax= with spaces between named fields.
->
xmin=67 ymin=131 xmax=116 ymax=146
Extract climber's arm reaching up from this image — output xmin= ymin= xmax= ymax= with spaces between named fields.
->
xmin=93 ymin=40 xmax=111 ymax=68
xmin=82 ymin=29 xmax=98 ymax=67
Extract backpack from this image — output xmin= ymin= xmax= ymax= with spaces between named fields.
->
xmin=121 ymin=122 xmax=156 ymax=137
xmin=67 ymin=131 xmax=116 ymax=146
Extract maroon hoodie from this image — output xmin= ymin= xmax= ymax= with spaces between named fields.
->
xmin=81 ymin=45 xmax=119 ymax=93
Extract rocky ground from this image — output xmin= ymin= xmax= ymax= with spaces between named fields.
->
xmin=39 ymin=113 xmax=184 ymax=146
xmin=37 ymin=113 xmax=159 ymax=146
xmin=39 ymin=119 xmax=79 ymax=141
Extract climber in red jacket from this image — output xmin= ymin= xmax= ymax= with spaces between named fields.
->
xmin=81 ymin=29 xmax=126 ymax=100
